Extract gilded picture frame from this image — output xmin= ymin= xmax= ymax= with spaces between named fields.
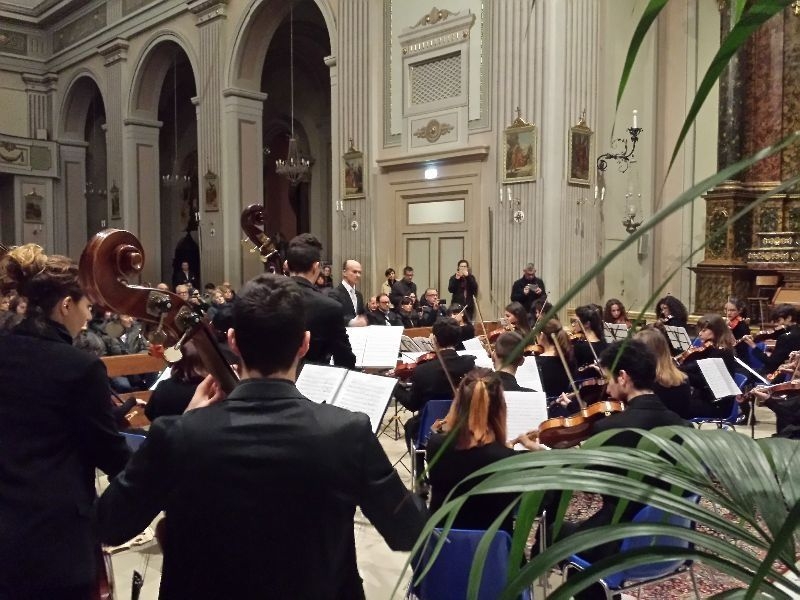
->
xmin=23 ymin=189 xmax=44 ymax=223
xmin=343 ymin=142 xmax=364 ymax=198
xmin=502 ymin=116 xmax=537 ymax=184
xmin=568 ymin=119 xmax=593 ymax=186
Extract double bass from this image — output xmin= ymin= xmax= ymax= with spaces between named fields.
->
xmin=240 ymin=205 xmax=286 ymax=274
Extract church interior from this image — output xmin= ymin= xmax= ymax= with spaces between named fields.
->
xmin=1 ymin=0 xmax=799 ymax=598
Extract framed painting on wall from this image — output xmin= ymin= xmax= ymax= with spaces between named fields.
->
xmin=568 ymin=116 xmax=593 ymax=186
xmin=343 ymin=141 xmax=364 ymax=198
xmin=23 ymin=189 xmax=43 ymax=223
xmin=502 ymin=113 xmax=536 ymax=183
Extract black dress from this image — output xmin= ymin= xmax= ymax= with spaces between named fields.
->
xmin=652 ymin=381 xmax=693 ymax=420
xmin=680 ymin=347 xmax=738 ymax=418
xmin=0 ymin=319 xmax=130 ymax=598
xmin=427 ymin=434 xmax=517 ymax=533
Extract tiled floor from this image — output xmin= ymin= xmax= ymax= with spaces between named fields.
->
xmin=103 ymin=404 xmax=779 ymax=599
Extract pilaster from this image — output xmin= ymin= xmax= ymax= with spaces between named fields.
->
xmin=189 ymin=0 xmax=227 ymax=286
xmin=21 ymin=73 xmax=58 ymax=139
xmin=99 ymin=38 xmax=129 ymax=228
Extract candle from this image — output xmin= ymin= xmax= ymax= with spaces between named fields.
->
xmin=506 ymin=188 xmax=512 ymax=203
xmin=632 ymin=109 xmax=639 ymax=129
xmin=499 ymin=188 xmax=504 ymax=204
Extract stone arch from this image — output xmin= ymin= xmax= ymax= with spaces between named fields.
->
xmin=59 ymin=70 xmax=105 ymax=141
xmin=128 ymin=31 xmax=199 ymax=120
xmin=227 ymin=0 xmax=336 ymax=92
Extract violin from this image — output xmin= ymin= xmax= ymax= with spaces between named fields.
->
xmin=744 ymin=381 xmax=800 ymax=405
xmin=568 ymin=332 xmax=585 ymax=342
xmin=487 ymin=323 xmax=514 ymax=344
xmin=739 ymin=325 xmax=789 ymax=344
xmin=557 ymin=376 xmax=609 ymax=406
xmin=536 ymin=400 xmax=625 ymax=448
xmin=675 ymin=340 xmax=714 ymax=365
xmin=79 ymin=229 xmax=238 ymax=393
xmin=393 ymin=352 xmax=436 ymax=380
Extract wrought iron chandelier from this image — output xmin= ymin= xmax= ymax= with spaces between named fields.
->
xmin=162 ymin=54 xmax=191 ymax=189
xmin=275 ymin=4 xmax=310 ymax=185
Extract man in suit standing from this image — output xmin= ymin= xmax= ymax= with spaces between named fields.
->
xmin=97 ymin=274 xmax=427 ymax=599
xmin=331 ymin=259 xmax=368 ymax=326
xmin=285 ymin=234 xmax=356 ymax=368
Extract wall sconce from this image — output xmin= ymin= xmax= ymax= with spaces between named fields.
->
xmin=596 ymin=110 xmax=645 ymax=234
xmin=498 ymin=187 xmax=525 ymax=223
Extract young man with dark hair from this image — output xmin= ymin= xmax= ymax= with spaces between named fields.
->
xmin=742 ymin=303 xmax=800 ymax=375
xmin=492 ymin=331 xmax=533 ymax=391
xmin=390 ymin=266 xmax=417 ymax=308
xmin=286 ymin=233 xmax=356 ymax=368
xmin=97 ymin=274 xmax=427 ymax=599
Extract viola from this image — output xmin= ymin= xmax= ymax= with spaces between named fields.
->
xmin=537 ymin=400 xmax=625 ymax=448
xmin=393 ymin=352 xmax=436 ymax=380
xmin=675 ymin=340 xmax=714 ymax=365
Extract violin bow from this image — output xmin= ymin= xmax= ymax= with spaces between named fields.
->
xmin=551 ymin=332 xmax=584 ymax=408
xmin=574 ymin=314 xmax=601 ymax=367
xmin=472 ymin=296 xmax=493 ymax=358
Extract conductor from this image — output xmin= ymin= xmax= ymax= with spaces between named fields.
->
xmin=96 ymin=274 xmax=428 ymax=599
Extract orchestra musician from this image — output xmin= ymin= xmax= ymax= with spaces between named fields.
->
xmin=446 ymin=303 xmax=475 ymax=350
xmin=492 ymin=331 xmax=534 ymax=392
xmin=571 ymin=305 xmax=608 ymax=369
xmin=394 ymin=318 xmax=476 ymax=490
xmin=0 ymin=244 xmax=131 ymax=600
xmin=526 ymin=340 xmax=690 ymax=600
xmin=680 ymin=314 xmax=738 ymax=418
xmin=603 ymin=298 xmax=633 ymax=327
xmin=504 ymin=301 xmax=531 ymax=336
xmin=426 ymin=369 xmax=518 ymax=533
xmin=634 ymin=326 xmax=692 ymax=419
xmin=725 ymin=296 xmax=750 ymax=359
xmin=97 ymin=274 xmax=428 ymax=599
xmin=741 ymin=304 xmax=800 ymax=375
xmin=286 ymin=234 xmax=357 ymax=369
xmin=657 ymin=295 xmax=689 ymax=329
xmin=534 ymin=319 xmax=575 ymax=400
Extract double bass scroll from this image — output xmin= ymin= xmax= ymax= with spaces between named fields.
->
xmin=79 ymin=229 xmax=238 ymax=393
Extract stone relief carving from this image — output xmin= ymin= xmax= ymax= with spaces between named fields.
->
xmin=413 ymin=119 xmax=454 ymax=143
xmin=414 ymin=8 xmax=455 ymax=28
xmin=53 ymin=8 xmax=107 ymax=52
xmin=0 ymin=142 xmax=27 ymax=165
xmin=0 ymin=30 xmax=27 ymax=55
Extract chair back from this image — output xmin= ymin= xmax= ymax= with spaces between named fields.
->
xmin=122 ymin=431 xmax=147 ymax=451
xmin=603 ymin=494 xmax=700 ymax=587
xmin=415 ymin=399 xmax=452 ymax=448
xmin=413 ymin=528 xmax=531 ymax=600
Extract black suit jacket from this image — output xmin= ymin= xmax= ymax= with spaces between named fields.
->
xmin=366 ymin=309 xmax=402 ymax=326
xmin=496 ymin=370 xmax=533 ymax=392
xmin=97 ymin=378 xmax=428 ymax=600
xmin=0 ymin=320 xmax=130 ymax=595
xmin=510 ymin=276 xmax=546 ymax=312
xmin=330 ymin=282 xmax=365 ymax=324
xmin=292 ymin=276 xmax=356 ymax=368
xmin=398 ymin=349 xmax=476 ymax=412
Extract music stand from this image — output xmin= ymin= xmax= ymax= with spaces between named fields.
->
xmin=663 ymin=326 xmax=692 ymax=352
xmin=603 ymin=323 xmax=629 ymax=343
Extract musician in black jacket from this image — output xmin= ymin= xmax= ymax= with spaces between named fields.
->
xmin=287 ymin=234 xmax=356 ymax=369
xmin=0 ymin=244 xmax=130 ymax=600
xmin=330 ymin=260 xmax=368 ymax=326
xmin=97 ymin=274 xmax=427 ymax=599
xmin=742 ymin=304 xmax=800 ymax=375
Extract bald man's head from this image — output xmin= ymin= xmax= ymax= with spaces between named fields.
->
xmin=342 ymin=260 xmax=362 ymax=287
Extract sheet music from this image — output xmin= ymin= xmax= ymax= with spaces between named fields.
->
xmin=295 ymin=364 xmax=349 ymax=404
xmin=697 ymin=358 xmax=742 ymax=398
xmin=360 ymin=325 xmax=404 ymax=368
xmin=345 ymin=327 xmax=369 ymax=365
xmin=333 ymin=370 xmax=397 ymax=433
xmin=460 ymin=336 xmax=493 ymax=368
xmin=515 ymin=356 xmax=544 ymax=392
xmin=664 ymin=326 xmax=692 ymax=351
xmin=604 ymin=323 xmax=629 ymax=343
xmin=400 ymin=351 xmax=427 ymax=364
xmin=504 ymin=391 xmax=549 ymax=447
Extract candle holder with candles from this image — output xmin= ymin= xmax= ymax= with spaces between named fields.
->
xmin=596 ymin=109 xmax=643 ymax=174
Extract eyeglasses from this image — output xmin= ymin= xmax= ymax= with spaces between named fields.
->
xmin=379 ymin=300 xmax=390 ymax=305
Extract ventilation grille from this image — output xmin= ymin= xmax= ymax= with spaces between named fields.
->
xmin=410 ymin=52 xmax=461 ymax=105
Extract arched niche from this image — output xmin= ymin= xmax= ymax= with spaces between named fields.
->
xmin=59 ymin=71 xmax=104 ymax=142
xmin=228 ymin=0 xmax=336 ymax=93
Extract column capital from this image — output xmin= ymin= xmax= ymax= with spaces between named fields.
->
xmin=324 ymin=55 xmax=337 ymax=68
xmin=98 ymin=38 xmax=130 ymax=66
xmin=21 ymin=72 xmax=58 ymax=93
xmin=187 ymin=0 xmax=227 ymax=25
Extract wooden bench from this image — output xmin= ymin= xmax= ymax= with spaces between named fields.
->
xmin=101 ymin=353 xmax=167 ymax=428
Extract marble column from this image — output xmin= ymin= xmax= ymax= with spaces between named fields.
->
xmin=716 ymin=6 xmax=744 ymax=172
xmin=99 ymin=39 xmax=129 ymax=228
xmin=188 ymin=0 xmax=227 ymax=286
xmin=21 ymin=73 xmax=58 ymax=140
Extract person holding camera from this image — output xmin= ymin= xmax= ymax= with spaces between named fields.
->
xmin=419 ymin=288 xmax=447 ymax=326
xmin=447 ymin=259 xmax=478 ymax=321
xmin=510 ymin=262 xmax=546 ymax=313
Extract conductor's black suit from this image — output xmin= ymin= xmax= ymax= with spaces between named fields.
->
xmin=292 ymin=276 xmax=356 ymax=368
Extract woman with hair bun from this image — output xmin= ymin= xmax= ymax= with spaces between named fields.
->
xmin=426 ymin=368 xmax=517 ymax=533
xmin=0 ymin=243 xmax=130 ymax=599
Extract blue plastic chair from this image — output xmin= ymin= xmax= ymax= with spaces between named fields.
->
xmin=690 ymin=372 xmax=747 ymax=431
xmin=410 ymin=399 xmax=452 ymax=491
xmin=122 ymin=431 xmax=147 ymax=451
xmin=563 ymin=495 xmax=701 ymax=599
xmin=746 ymin=342 xmax=767 ymax=372
xmin=410 ymin=528 xmax=533 ymax=600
